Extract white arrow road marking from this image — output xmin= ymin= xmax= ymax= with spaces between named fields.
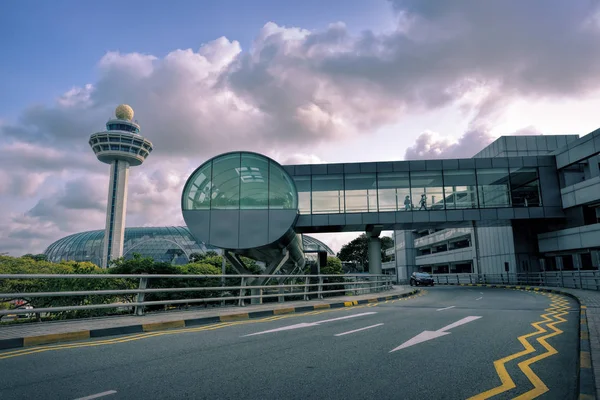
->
xmin=73 ymin=391 xmax=117 ymax=400
xmin=436 ymin=306 xmax=455 ymax=311
xmin=476 ymin=297 xmax=482 ymax=300
xmin=243 ymin=312 xmax=377 ymax=337
xmin=335 ymin=323 xmax=384 ymax=337
xmin=390 ymin=316 xmax=482 ymax=352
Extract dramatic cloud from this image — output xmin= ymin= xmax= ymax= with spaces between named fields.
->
xmin=404 ymin=126 xmax=543 ymax=160
xmin=2 ymin=0 xmax=600 ymax=255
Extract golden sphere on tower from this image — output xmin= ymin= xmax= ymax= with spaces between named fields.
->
xmin=115 ymin=104 xmax=134 ymax=121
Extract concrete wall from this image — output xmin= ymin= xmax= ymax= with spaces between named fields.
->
xmin=474 ymin=222 xmax=518 ymax=274
xmin=538 ymin=223 xmax=600 ymax=253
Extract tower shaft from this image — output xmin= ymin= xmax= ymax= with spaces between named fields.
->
xmin=102 ymin=160 xmax=130 ymax=267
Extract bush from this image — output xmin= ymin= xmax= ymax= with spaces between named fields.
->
xmin=0 ymin=255 xmax=135 ymax=321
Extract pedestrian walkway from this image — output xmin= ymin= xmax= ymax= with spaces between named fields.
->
xmin=545 ymin=286 xmax=600 ymax=399
xmin=0 ymin=286 xmax=412 ymax=350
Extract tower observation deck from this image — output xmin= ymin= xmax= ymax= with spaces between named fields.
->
xmin=89 ymin=104 xmax=153 ymax=267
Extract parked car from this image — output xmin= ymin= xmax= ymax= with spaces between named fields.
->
xmin=410 ymin=272 xmax=434 ymax=286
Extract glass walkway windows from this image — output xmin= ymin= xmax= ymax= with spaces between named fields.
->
xmin=291 ymin=166 xmax=542 ymax=214
xmin=182 ymin=152 xmax=298 ymax=211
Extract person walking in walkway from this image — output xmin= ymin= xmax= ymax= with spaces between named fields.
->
xmin=419 ymin=194 xmax=427 ymax=210
xmin=404 ymin=195 xmax=412 ymax=211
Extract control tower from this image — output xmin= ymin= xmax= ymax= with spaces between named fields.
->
xmin=89 ymin=105 xmax=153 ymax=267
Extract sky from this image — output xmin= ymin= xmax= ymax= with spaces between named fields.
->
xmin=1 ymin=0 xmax=600 ymax=257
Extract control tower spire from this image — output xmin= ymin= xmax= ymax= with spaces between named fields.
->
xmin=89 ymin=105 xmax=153 ymax=267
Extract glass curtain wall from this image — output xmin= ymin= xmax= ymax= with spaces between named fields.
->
xmin=410 ymin=171 xmax=444 ymax=210
xmin=311 ymin=175 xmax=344 ymax=214
xmin=344 ymin=174 xmax=378 ymax=213
xmin=377 ymin=172 xmax=411 ymax=211
xmin=509 ymin=167 xmax=541 ymax=207
xmin=183 ymin=153 xmax=298 ymax=211
xmin=443 ymin=170 xmax=478 ymax=209
xmin=293 ymin=176 xmax=311 ymax=214
xmin=285 ymin=166 xmax=540 ymax=214
xmin=476 ymin=168 xmax=511 ymax=208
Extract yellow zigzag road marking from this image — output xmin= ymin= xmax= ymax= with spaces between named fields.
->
xmin=0 ymin=293 xmax=427 ymax=360
xmin=467 ymin=294 xmax=568 ymax=400
xmin=513 ymin=301 xmax=570 ymax=399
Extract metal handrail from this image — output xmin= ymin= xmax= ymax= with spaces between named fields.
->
xmin=0 ymin=273 xmax=394 ymax=317
xmin=429 ymin=270 xmax=600 ymax=290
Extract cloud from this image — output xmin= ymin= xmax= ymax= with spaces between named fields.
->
xmin=404 ymin=125 xmax=543 ymax=160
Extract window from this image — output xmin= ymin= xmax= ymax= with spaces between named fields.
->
xmin=344 ymin=174 xmax=377 ymax=213
xmin=410 ymin=171 xmax=444 ymax=210
xmin=183 ymin=162 xmax=213 ymax=210
xmin=210 ymin=153 xmax=241 ymax=209
xmin=377 ymin=172 xmax=410 ymax=211
xmin=476 ymin=168 xmax=511 ymax=208
xmin=509 ymin=167 xmax=541 ymax=207
xmin=239 ymin=153 xmax=269 ymax=209
xmin=294 ymin=176 xmax=311 ymax=214
xmin=443 ymin=170 xmax=478 ymax=209
xmin=269 ymin=161 xmax=297 ymax=209
xmin=312 ymin=175 xmax=344 ymax=214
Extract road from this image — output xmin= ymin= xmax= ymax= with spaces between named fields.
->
xmin=0 ymin=286 xmax=579 ymax=400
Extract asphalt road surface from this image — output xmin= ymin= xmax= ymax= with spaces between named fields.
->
xmin=0 ymin=286 xmax=579 ymax=400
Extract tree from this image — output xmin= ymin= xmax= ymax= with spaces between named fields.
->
xmin=337 ymin=234 xmax=394 ymax=270
xmin=22 ymin=254 xmax=48 ymax=262
xmin=189 ymin=252 xmax=205 ymax=263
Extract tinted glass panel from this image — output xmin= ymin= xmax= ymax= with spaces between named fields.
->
xmin=239 ymin=153 xmax=269 ymax=209
xmin=377 ymin=172 xmax=410 ymax=211
xmin=443 ymin=169 xmax=478 ymax=209
xmin=312 ymin=175 xmax=344 ymax=214
xmin=410 ymin=171 xmax=444 ymax=211
xmin=293 ymin=176 xmax=311 ymax=214
xmin=477 ymin=168 xmax=511 ymax=208
xmin=344 ymin=174 xmax=377 ymax=213
xmin=211 ymin=153 xmax=241 ymax=209
xmin=510 ymin=167 xmax=541 ymax=207
xmin=269 ymin=161 xmax=298 ymax=209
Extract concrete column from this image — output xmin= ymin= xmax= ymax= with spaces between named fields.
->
xmin=368 ymin=237 xmax=382 ymax=275
xmin=591 ymin=251 xmax=600 ymax=269
xmin=102 ymin=160 xmax=130 ymax=267
xmin=555 ymin=256 xmax=564 ymax=271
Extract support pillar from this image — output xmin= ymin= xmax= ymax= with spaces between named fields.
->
xmin=368 ymin=237 xmax=382 ymax=275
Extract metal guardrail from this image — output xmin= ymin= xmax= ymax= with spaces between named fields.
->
xmin=430 ymin=271 xmax=600 ymax=290
xmin=0 ymin=273 xmax=394 ymax=317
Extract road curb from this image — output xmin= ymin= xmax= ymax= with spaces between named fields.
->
xmin=0 ymin=289 xmax=420 ymax=351
xmin=438 ymin=282 xmax=597 ymax=399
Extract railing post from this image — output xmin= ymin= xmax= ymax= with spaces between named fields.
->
xmin=446 ymin=275 xmax=449 ymax=284
xmin=318 ymin=276 xmax=324 ymax=299
xmin=469 ymin=275 xmax=473 ymax=284
xmin=304 ymin=277 xmax=310 ymax=301
xmin=278 ymin=279 xmax=285 ymax=303
xmin=579 ymin=270 xmax=584 ymax=289
xmin=238 ymin=277 xmax=246 ymax=307
xmin=134 ymin=275 xmax=148 ymax=316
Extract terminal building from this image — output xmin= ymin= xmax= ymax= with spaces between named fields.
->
xmin=182 ymin=129 xmax=600 ymax=280
xmin=45 ymin=112 xmax=600 ymax=280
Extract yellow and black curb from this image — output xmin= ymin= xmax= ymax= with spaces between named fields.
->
xmin=439 ymin=282 xmax=597 ymax=399
xmin=0 ymin=289 xmax=420 ymax=352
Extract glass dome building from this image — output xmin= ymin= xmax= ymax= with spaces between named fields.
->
xmin=44 ymin=227 xmax=219 ymax=266
xmin=44 ymin=226 xmax=334 ymax=267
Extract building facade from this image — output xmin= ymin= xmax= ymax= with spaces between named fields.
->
xmin=390 ymin=131 xmax=600 ymax=280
